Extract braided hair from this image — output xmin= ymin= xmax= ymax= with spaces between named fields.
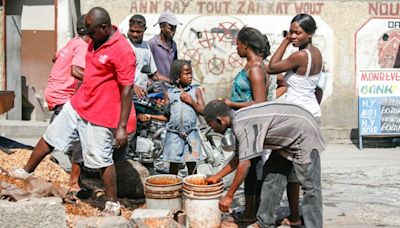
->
xmin=261 ymin=34 xmax=271 ymax=59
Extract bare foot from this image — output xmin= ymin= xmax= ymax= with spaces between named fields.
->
xmin=277 ymin=217 xmax=302 ymax=226
xmin=68 ymin=183 xmax=81 ymax=193
xmin=247 ymin=223 xmax=261 ymax=228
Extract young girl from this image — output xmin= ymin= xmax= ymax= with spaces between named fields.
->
xmin=138 ymin=60 xmax=205 ymax=175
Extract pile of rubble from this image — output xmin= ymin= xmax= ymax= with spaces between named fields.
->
xmin=0 ymin=149 xmax=239 ymax=227
xmin=0 ymin=149 xmax=147 ymax=227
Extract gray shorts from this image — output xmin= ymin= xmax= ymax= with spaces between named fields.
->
xmin=43 ymin=101 xmax=115 ymax=169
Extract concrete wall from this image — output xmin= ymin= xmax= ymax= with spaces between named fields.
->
xmin=0 ymin=6 xmax=4 ymax=91
xmin=80 ymin=1 xmax=400 ymax=140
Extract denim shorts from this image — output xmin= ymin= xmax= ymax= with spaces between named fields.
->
xmin=44 ymin=101 xmax=115 ymax=169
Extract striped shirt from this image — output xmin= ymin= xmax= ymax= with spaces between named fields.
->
xmin=233 ymin=101 xmax=325 ymax=164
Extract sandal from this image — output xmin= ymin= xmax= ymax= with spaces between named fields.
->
xmin=63 ymin=191 xmax=77 ymax=204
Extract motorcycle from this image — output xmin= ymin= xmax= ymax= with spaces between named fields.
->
xmin=128 ymin=87 xmax=168 ymax=174
xmin=129 ymin=65 xmax=231 ymax=178
xmin=129 ymin=100 xmax=230 ymax=176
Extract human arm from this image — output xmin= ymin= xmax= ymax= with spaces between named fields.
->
xmin=70 ymin=41 xmax=88 ymax=81
xmin=276 ymin=73 xmax=287 ymax=98
xmin=147 ymin=45 xmax=172 ymax=83
xmin=206 ymin=153 xmax=239 ymax=184
xmin=71 ymin=65 xmax=84 ymax=81
xmin=267 ymin=35 xmax=306 ymax=74
xmin=219 ymin=159 xmax=251 ymax=212
xmin=138 ymin=113 xmax=168 ymax=122
xmin=138 ymin=91 xmax=170 ymax=122
xmin=226 ymin=65 xmax=267 ymax=109
xmin=150 ymin=72 xmax=171 ymax=83
xmin=114 ymin=46 xmax=136 ymax=148
xmin=180 ymin=88 xmax=205 ymax=115
xmin=115 ymin=85 xmax=134 ymax=148
xmin=134 ymin=85 xmax=147 ymax=99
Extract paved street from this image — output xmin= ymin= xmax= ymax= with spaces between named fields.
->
xmin=320 ymin=144 xmax=400 ymax=227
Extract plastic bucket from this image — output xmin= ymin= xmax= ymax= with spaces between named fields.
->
xmin=144 ymin=174 xmax=183 ymax=210
xmin=183 ymin=174 xmax=223 ymax=228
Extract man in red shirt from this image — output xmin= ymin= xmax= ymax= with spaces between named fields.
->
xmin=9 ymin=7 xmax=136 ymax=216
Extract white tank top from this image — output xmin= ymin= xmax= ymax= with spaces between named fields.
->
xmin=284 ymin=49 xmax=322 ymax=118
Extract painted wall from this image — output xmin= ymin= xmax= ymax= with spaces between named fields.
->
xmin=21 ymin=4 xmax=55 ymax=105
xmin=0 ymin=6 xmax=4 ymax=90
xmin=82 ymin=1 xmax=400 ymax=140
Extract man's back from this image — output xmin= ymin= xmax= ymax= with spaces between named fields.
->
xmin=45 ymin=37 xmax=88 ymax=110
xmin=233 ymin=101 xmax=325 ymax=164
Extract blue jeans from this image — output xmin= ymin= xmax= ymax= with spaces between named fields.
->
xmin=256 ymin=150 xmax=322 ymax=228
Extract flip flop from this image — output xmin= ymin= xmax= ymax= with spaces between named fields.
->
xmin=64 ymin=191 xmax=77 ymax=204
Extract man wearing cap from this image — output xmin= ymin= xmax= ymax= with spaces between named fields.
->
xmin=127 ymin=14 xmax=170 ymax=98
xmin=43 ymin=14 xmax=91 ymax=196
xmin=148 ymin=11 xmax=182 ymax=81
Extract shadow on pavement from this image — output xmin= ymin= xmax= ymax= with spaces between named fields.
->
xmin=350 ymin=128 xmax=400 ymax=149
xmin=0 ymin=136 xmax=34 ymax=154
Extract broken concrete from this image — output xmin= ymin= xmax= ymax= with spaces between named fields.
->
xmin=0 ymin=197 xmax=67 ymax=228
xmin=75 ymin=216 xmax=136 ymax=228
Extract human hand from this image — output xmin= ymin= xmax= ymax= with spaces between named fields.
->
xmin=206 ymin=175 xmax=220 ymax=185
xmin=220 ymin=98 xmax=232 ymax=107
xmin=283 ymin=31 xmax=291 ymax=44
xmin=219 ymin=195 xmax=233 ymax=212
xmin=114 ymin=126 xmax=128 ymax=149
xmin=180 ymin=92 xmax=193 ymax=105
xmin=134 ymin=85 xmax=147 ymax=99
xmin=138 ymin=114 xmax=151 ymax=122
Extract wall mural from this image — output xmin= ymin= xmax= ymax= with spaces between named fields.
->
xmin=356 ymin=18 xmax=400 ymax=96
xmin=120 ymin=15 xmax=334 ymax=102
xmin=356 ymin=18 xmax=400 ymax=71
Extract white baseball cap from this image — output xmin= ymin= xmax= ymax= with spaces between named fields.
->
xmin=153 ymin=11 xmax=182 ymax=27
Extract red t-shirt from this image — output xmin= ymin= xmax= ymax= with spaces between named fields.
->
xmin=45 ymin=37 xmax=87 ymax=110
xmin=71 ymin=28 xmax=137 ymax=133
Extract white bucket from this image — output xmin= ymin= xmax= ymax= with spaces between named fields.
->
xmin=144 ymin=174 xmax=183 ymax=210
xmin=183 ymin=174 xmax=223 ymax=228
